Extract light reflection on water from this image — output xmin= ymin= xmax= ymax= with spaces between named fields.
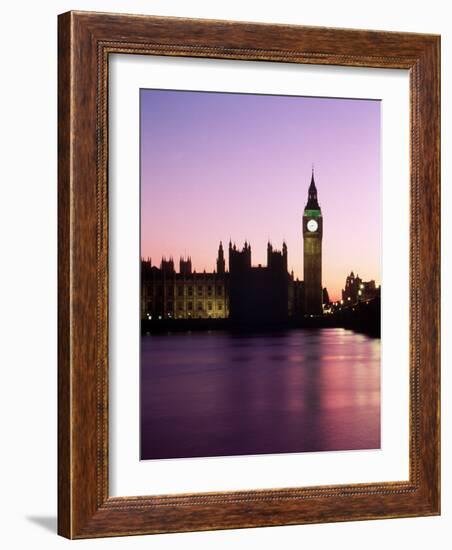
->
xmin=140 ymin=328 xmax=380 ymax=460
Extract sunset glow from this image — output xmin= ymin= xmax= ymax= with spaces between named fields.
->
xmin=140 ymin=89 xmax=381 ymax=301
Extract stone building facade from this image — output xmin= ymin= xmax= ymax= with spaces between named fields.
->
xmin=140 ymin=240 xmax=294 ymax=322
xmin=141 ymin=244 xmax=229 ymax=320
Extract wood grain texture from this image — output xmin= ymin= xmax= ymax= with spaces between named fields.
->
xmin=57 ymin=11 xmax=440 ymax=539
xmin=57 ymin=10 xmax=72 ymax=538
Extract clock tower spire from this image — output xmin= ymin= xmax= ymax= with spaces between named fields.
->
xmin=303 ymin=168 xmax=323 ymax=315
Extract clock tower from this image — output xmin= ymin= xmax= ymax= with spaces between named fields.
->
xmin=303 ymin=169 xmax=323 ymax=315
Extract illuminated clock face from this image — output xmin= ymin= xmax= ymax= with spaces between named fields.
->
xmin=307 ymin=219 xmax=318 ymax=232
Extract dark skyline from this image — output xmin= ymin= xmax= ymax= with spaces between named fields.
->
xmin=141 ymin=89 xmax=381 ymax=301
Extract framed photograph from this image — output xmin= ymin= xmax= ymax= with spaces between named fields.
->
xmin=58 ymin=11 xmax=440 ymax=538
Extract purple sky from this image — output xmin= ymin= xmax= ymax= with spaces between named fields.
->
xmin=141 ymin=89 xmax=380 ymax=301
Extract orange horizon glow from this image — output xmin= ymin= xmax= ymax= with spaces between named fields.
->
xmin=141 ymin=90 xmax=381 ymax=302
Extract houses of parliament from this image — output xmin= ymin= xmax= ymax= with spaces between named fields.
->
xmin=141 ymin=171 xmax=376 ymax=324
xmin=142 ymin=170 xmax=326 ymax=323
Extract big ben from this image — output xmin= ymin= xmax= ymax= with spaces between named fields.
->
xmin=303 ymin=169 xmax=323 ymax=315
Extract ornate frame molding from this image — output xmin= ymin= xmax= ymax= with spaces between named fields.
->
xmin=58 ymin=11 xmax=440 ymax=538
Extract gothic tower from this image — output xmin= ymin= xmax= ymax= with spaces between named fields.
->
xmin=303 ymin=168 xmax=323 ymax=315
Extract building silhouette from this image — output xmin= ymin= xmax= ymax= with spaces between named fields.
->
xmin=141 ymin=171 xmax=328 ymax=323
xmin=228 ymin=241 xmax=290 ymax=323
xmin=302 ymin=169 xmax=323 ymax=315
xmin=341 ymin=272 xmax=380 ymax=305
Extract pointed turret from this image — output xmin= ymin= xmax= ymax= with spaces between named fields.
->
xmin=217 ymin=241 xmax=225 ymax=274
xmin=267 ymin=241 xmax=273 ymax=267
xmin=306 ymin=167 xmax=320 ymax=210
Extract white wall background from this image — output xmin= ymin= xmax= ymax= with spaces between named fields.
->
xmin=0 ymin=1 xmax=448 ymax=548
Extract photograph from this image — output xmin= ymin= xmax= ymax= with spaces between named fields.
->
xmin=140 ymin=89 xmax=382 ymax=460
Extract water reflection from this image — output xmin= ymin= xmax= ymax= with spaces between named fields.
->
xmin=140 ymin=328 xmax=380 ymax=459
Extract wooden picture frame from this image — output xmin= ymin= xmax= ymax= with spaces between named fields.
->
xmin=58 ymin=11 xmax=440 ymax=539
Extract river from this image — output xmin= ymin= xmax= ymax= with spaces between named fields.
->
xmin=140 ymin=328 xmax=380 ymax=460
